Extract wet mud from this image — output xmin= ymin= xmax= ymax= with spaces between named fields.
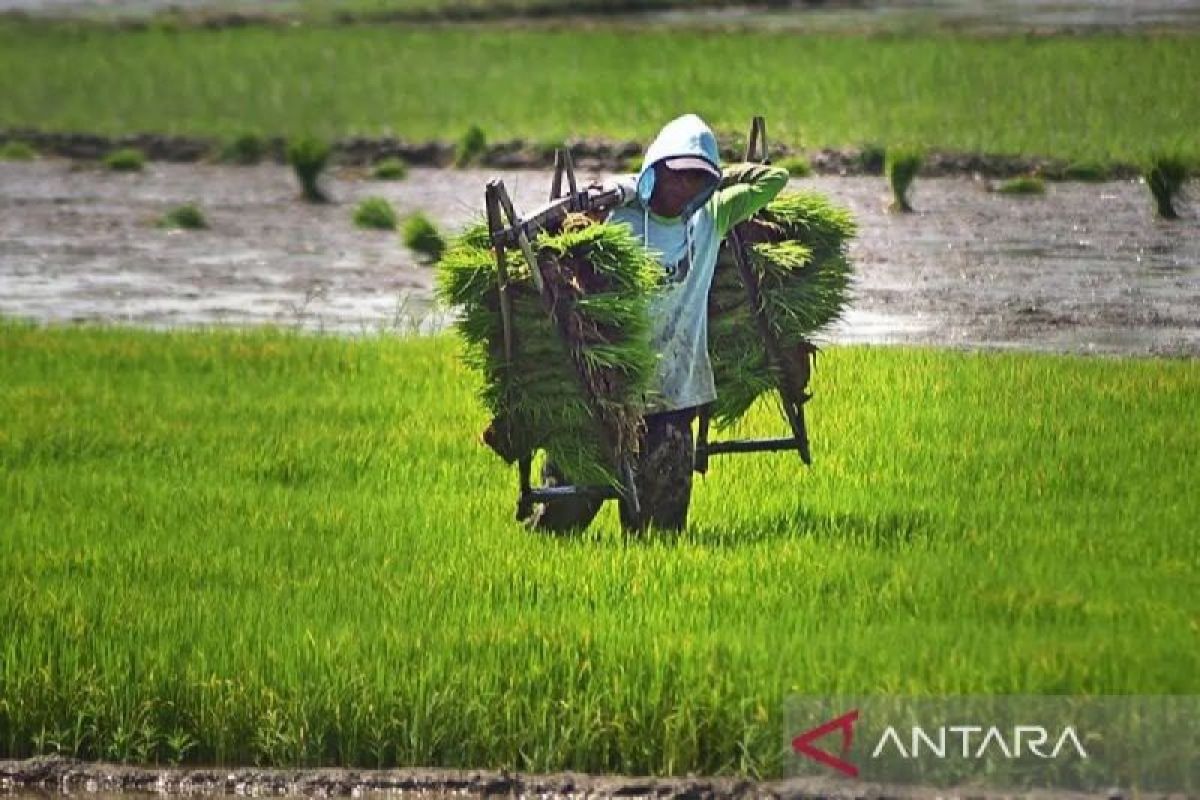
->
xmin=0 ymin=159 xmax=1196 ymax=356
xmin=0 ymin=755 xmax=1156 ymax=800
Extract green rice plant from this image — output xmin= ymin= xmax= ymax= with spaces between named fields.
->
xmin=352 ymin=196 xmax=397 ymax=230
xmin=708 ymin=191 xmax=857 ymax=426
xmin=157 ymin=202 xmax=208 ymax=230
xmin=436 ymin=216 xmax=660 ymax=486
xmin=165 ymin=730 xmax=198 ymax=766
xmin=0 ymin=139 xmax=36 ymax=160
xmin=1143 ymin=154 xmax=1189 ymax=219
xmin=0 ymin=24 xmax=1197 ymax=167
xmin=1 ymin=318 xmax=1196 ymax=774
xmin=997 ymin=175 xmax=1046 ymax=195
xmin=775 ymin=154 xmax=812 ymax=178
xmin=286 ymin=134 xmax=331 ymax=202
xmin=885 ymin=146 xmax=923 ymax=212
xmin=371 ymin=156 xmax=408 ymax=180
xmin=402 ymin=212 xmax=445 ymax=262
xmin=455 ymin=124 xmax=487 ymax=167
xmin=1062 ymin=161 xmax=1109 ymax=182
xmin=103 ymin=147 xmax=145 ymax=172
xmin=219 ymin=132 xmax=268 ymax=164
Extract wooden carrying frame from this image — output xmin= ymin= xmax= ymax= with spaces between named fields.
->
xmin=693 ymin=116 xmax=814 ymax=473
xmin=483 ymin=150 xmax=639 ymax=520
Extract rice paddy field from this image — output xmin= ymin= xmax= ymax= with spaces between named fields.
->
xmin=1 ymin=19 xmax=1199 ymax=164
xmin=1 ymin=318 xmax=1197 ymax=774
xmin=1 ymin=0 xmax=1198 ymax=787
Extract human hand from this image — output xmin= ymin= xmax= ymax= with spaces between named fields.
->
xmin=582 ymin=178 xmax=633 ymax=221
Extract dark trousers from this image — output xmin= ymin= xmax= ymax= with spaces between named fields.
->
xmin=525 ymin=406 xmax=698 ymax=534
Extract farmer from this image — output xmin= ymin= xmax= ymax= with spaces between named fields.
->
xmin=524 ymin=113 xmax=789 ymax=534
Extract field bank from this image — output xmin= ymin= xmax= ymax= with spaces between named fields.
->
xmin=1 ymin=320 xmax=1197 ymax=773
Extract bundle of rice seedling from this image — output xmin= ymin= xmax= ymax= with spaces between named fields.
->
xmin=436 ymin=214 xmax=661 ymax=487
xmin=707 ymin=190 xmax=857 ymax=426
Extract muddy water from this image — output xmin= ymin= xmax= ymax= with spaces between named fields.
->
xmin=0 ymin=161 xmax=475 ymax=335
xmin=1 ymin=159 xmax=1196 ymax=356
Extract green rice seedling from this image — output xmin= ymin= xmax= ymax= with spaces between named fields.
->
xmin=352 ymin=196 xmax=397 ymax=230
xmin=775 ymin=154 xmax=812 ymax=178
xmin=157 ymin=202 xmax=208 ymax=230
xmin=708 ymin=190 xmax=857 ymax=426
xmin=165 ymin=730 xmax=198 ymax=766
xmin=0 ymin=140 xmax=36 ymax=160
xmin=103 ymin=147 xmax=145 ymax=172
xmin=219 ymin=132 xmax=268 ymax=164
xmin=885 ymin=146 xmax=923 ymax=212
xmin=455 ymin=124 xmax=487 ymax=167
xmin=402 ymin=212 xmax=445 ymax=262
xmin=997 ymin=176 xmax=1045 ymax=195
xmin=436 ymin=215 xmax=660 ymax=486
xmin=371 ymin=156 xmax=408 ymax=180
xmin=1144 ymin=154 xmax=1189 ymax=219
xmin=1062 ymin=161 xmax=1109 ymax=182
xmin=287 ymin=134 xmax=331 ymax=202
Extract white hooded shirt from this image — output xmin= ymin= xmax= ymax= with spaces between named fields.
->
xmin=606 ymin=113 xmax=790 ymax=414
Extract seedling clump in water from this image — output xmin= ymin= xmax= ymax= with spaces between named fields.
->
xmin=403 ymin=213 xmax=446 ymax=262
xmin=886 ymin=146 xmax=923 ymax=212
xmin=1144 ymin=155 xmax=1189 ymax=219
xmin=158 ymin=202 xmax=208 ymax=230
xmin=372 ymin=157 xmax=409 ymax=180
xmin=997 ymin=176 xmax=1046 ymax=195
xmin=287 ymin=134 xmax=331 ymax=203
xmin=104 ymin=147 xmax=145 ymax=172
xmin=353 ymin=197 xmax=398 ymax=230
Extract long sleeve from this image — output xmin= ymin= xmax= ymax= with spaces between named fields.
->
xmin=712 ymin=162 xmax=790 ymax=238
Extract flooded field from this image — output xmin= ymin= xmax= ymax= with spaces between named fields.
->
xmin=1 ymin=159 xmax=1196 ymax=356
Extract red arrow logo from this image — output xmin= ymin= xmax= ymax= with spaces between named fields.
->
xmin=791 ymin=709 xmax=860 ymax=778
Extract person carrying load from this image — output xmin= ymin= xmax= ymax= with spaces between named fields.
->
xmin=524 ymin=112 xmax=789 ymax=534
